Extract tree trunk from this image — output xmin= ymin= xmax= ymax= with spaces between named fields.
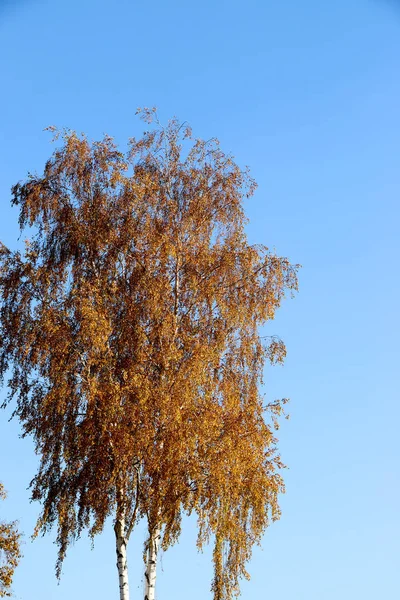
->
xmin=144 ymin=526 xmax=161 ymax=600
xmin=115 ymin=516 xmax=130 ymax=600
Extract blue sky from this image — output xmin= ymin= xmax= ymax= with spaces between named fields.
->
xmin=1 ymin=0 xmax=399 ymax=599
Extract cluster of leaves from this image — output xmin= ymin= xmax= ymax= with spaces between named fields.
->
xmin=0 ymin=110 xmax=298 ymax=599
xmin=0 ymin=484 xmax=21 ymax=598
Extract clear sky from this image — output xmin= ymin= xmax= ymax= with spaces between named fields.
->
xmin=0 ymin=0 xmax=399 ymax=599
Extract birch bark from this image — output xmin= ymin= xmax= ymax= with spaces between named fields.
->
xmin=144 ymin=526 xmax=161 ymax=600
xmin=115 ymin=516 xmax=130 ymax=600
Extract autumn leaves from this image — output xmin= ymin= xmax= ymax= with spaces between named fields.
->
xmin=0 ymin=112 xmax=298 ymax=600
xmin=0 ymin=484 xmax=21 ymax=598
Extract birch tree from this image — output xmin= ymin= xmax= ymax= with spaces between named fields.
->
xmin=0 ymin=483 xmax=21 ymax=598
xmin=0 ymin=109 xmax=298 ymax=600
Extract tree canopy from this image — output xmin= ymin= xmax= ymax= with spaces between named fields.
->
xmin=0 ymin=109 xmax=298 ymax=599
xmin=0 ymin=483 xmax=21 ymax=598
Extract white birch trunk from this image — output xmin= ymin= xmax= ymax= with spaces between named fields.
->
xmin=115 ymin=516 xmax=130 ymax=600
xmin=144 ymin=526 xmax=161 ymax=600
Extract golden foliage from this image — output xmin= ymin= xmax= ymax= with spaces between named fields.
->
xmin=0 ymin=111 xmax=298 ymax=598
xmin=0 ymin=484 xmax=21 ymax=598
